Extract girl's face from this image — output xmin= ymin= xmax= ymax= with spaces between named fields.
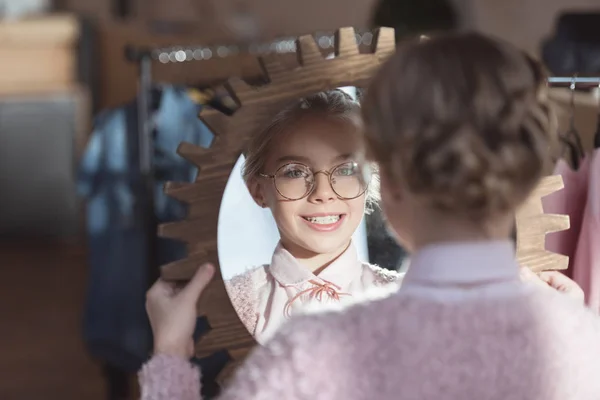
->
xmin=249 ymin=115 xmax=367 ymax=258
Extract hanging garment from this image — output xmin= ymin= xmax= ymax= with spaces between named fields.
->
xmin=78 ymin=86 xmax=213 ymax=371
xmin=542 ymin=158 xmax=590 ymax=276
xmin=542 ymin=12 xmax=600 ymax=75
xmin=572 ymin=149 xmax=600 ymax=314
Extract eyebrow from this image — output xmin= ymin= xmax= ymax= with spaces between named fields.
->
xmin=275 ymin=153 xmax=354 ymax=164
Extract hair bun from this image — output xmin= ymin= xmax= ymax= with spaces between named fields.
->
xmin=363 ymin=33 xmax=557 ymax=220
xmin=410 ymin=114 xmax=552 ymax=219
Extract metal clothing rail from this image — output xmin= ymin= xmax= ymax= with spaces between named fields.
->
xmin=547 ymin=76 xmax=600 ymax=87
xmin=138 ymin=31 xmax=373 ymax=64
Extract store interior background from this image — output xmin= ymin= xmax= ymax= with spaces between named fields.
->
xmin=1 ymin=0 xmax=599 ymax=399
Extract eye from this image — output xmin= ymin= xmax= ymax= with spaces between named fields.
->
xmin=284 ymin=169 xmax=306 ymax=178
xmin=280 ymin=164 xmax=310 ymax=179
xmin=337 ymin=168 xmax=354 ymax=176
xmin=334 ymin=163 xmax=358 ymax=176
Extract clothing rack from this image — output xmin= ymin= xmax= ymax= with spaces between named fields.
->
xmin=124 ymin=45 xmax=157 ymax=294
xmin=134 ymin=31 xmax=373 ymax=64
xmin=548 ymin=76 xmax=600 ymax=88
xmin=548 ymin=76 xmax=600 ymax=150
xmin=91 ymin=44 xmax=157 ymax=400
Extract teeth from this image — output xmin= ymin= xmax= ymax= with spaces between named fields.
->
xmin=304 ymin=215 xmax=341 ymax=224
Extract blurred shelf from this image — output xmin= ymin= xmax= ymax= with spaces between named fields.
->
xmin=0 ymin=14 xmax=80 ymax=96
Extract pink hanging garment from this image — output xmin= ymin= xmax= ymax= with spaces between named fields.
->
xmin=542 ymin=158 xmax=590 ymax=276
xmin=572 ymin=149 xmax=600 ymax=313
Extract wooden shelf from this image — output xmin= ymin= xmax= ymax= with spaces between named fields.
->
xmin=0 ymin=14 xmax=80 ymax=95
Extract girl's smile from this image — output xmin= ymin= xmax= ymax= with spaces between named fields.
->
xmin=300 ymin=213 xmax=346 ymax=232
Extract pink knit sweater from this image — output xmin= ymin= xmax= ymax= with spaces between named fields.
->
xmin=224 ymin=241 xmax=401 ymax=341
xmin=139 ymin=241 xmax=600 ymax=399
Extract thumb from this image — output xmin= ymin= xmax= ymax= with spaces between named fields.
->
xmin=180 ymin=263 xmax=215 ymax=302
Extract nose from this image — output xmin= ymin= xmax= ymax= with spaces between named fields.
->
xmin=307 ymin=172 xmax=335 ymax=203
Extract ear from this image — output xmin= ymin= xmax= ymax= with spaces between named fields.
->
xmin=247 ymin=177 xmax=268 ymax=208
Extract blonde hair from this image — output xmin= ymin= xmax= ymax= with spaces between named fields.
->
xmin=362 ymin=33 xmax=557 ymax=220
xmin=242 ymin=89 xmax=380 ymax=211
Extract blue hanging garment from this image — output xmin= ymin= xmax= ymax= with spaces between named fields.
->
xmin=78 ymin=86 xmax=213 ymax=372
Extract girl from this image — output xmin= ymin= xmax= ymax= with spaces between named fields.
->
xmin=225 ymin=90 xmax=402 ymax=342
xmin=142 ymin=33 xmax=598 ymax=399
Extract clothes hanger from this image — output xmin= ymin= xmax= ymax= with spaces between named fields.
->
xmin=560 ymin=76 xmax=585 ymax=169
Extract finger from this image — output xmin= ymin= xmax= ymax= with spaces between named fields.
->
xmin=180 ymin=263 xmax=215 ymax=302
xmin=147 ymin=278 xmax=177 ymax=298
xmin=164 ymin=281 xmax=188 ymax=297
xmin=519 ymin=268 xmax=557 ymax=292
xmin=538 ymin=271 xmax=571 ymax=291
xmin=538 ymin=271 xmax=585 ymax=301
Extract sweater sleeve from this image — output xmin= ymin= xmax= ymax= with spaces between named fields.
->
xmin=139 ymin=322 xmax=314 ymax=400
xmin=366 ymin=263 xmax=405 ymax=286
xmin=139 ymin=354 xmax=201 ymax=400
xmin=224 ymin=269 xmax=262 ymax=335
xmin=218 ymin=319 xmax=319 ymax=400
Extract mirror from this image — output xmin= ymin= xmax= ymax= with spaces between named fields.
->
xmin=217 ymin=87 xmax=407 ymax=342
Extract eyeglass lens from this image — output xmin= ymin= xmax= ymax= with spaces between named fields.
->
xmin=273 ymin=162 xmax=370 ymax=200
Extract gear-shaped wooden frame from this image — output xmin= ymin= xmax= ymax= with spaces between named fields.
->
xmin=157 ymin=27 xmax=569 ymax=385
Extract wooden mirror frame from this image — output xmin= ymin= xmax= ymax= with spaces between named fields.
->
xmin=158 ymin=27 xmax=570 ymax=384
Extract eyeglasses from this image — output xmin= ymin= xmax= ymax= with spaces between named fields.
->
xmin=260 ymin=161 xmax=371 ymax=201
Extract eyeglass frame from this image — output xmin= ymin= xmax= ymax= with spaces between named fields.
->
xmin=259 ymin=161 xmax=371 ymax=201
